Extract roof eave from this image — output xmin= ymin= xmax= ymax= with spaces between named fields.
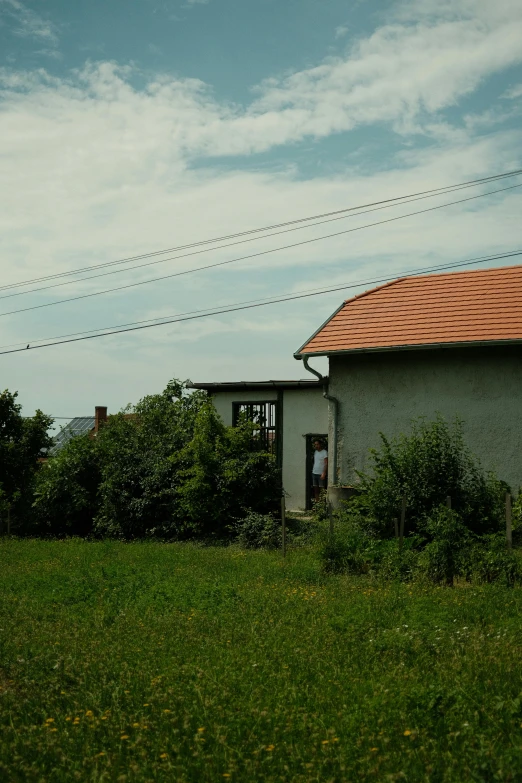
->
xmin=294 ymin=338 xmax=522 ymax=359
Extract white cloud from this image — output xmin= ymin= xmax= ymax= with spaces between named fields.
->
xmin=335 ymin=25 xmax=349 ymax=39
xmin=0 ymin=0 xmax=58 ymax=43
xmin=503 ymin=83 xmax=522 ymax=99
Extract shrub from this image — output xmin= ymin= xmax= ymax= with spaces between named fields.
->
xmin=465 ymin=534 xmax=522 ymax=587
xmin=347 ymin=415 xmax=506 ymax=538
xmin=418 ymin=505 xmax=471 ymax=585
xmin=234 ymin=511 xmax=282 ymax=549
xmin=33 ymin=380 xmax=280 ymax=540
xmin=318 ymin=525 xmax=371 ymax=575
xmin=0 ymin=390 xmax=53 ymax=532
xmin=32 ymin=434 xmax=101 ymax=536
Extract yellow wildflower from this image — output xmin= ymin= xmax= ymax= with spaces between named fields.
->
xmin=403 ymin=730 xmax=412 ymax=736
xmin=160 ymin=753 xmax=168 ymax=759
xmin=321 ymin=740 xmax=329 ymax=745
xmin=85 ymin=710 xmax=94 ymax=718
xmin=120 ymin=735 xmax=129 ymax=740
xmin=265 ymin=744 xmax=275 ymax=752
xmin=197 ymin=727 xmax=205 ymax=733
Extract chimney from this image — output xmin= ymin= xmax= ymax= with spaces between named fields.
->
xmin=94 ymin=406 xmax=108 ymax=433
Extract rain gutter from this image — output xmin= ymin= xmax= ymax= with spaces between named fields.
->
xmin=302 ymin=355 xmax=338 ymax=484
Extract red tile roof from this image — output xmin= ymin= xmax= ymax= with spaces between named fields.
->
xmin=296 ymin=263 xmax=522 ymax=356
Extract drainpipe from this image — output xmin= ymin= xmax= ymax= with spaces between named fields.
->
xmin=302 ymin=355 xmax=339 ymax=484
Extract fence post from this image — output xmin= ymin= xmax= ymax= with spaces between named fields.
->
xmin=281 ymin=494 xmax=286 ymax=558
xmin=399 ymin=495 xmax=406 ymax=551
xmin=394 ymin=517 xmax=399 ymax=540
xmin=446 ymin=496 xmax=452 ymax=509
xmin=506 ymin=492 xmax=512 ymax=550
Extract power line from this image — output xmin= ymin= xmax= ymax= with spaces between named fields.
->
xmin=5 ymin=174 xmax=521 ymax=303
xmin=3 ymin=248 xmax=521 ymax=357
xmin=1 ymin=168 xmax=521 ymax=295
xmin=3 ymin=248 xmax=522 ymax=352
xmin=1 ymin=180 xmax=520 ymax=321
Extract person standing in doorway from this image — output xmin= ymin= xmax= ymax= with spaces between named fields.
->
xmin=312 ymin=439 xmax=328 ymax=500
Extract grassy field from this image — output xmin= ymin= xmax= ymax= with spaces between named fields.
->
xmin=2 ymin=539 xmax=522 ymax=782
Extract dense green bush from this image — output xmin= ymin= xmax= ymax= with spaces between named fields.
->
xmin=0 ymin=390 xmax=53 ymax=532
xmin=233 ymin=511 xmax=282 ymax=549
xmin=418 ymin=506 xmax=471 ymax=585
xmin=33 ymin=435 xmax=101 ymax=536
xmin=347 ymin=415 xmax=507 ymax=538
xmin=32 ymin=380 xmax=280 ymax=540
xmin=465 ymin=534 xmax=522 ymax=587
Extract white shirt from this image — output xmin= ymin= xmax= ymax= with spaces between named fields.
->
xmin=312 ymin=449 xmax=328 ymax=474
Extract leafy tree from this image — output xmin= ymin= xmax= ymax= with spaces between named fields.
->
xmin=0 ymin=390 xmax=53 ymax=530
xmin=32 ymin=380 xmax=279 ymax=539
xmin=32 ymin=434 xmax=100 ymax=536
xmin=351 ymin=415 xmax=506 ymax=537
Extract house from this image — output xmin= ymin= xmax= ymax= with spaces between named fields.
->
xmin=48 ymin=406 xmax=108 ymax=456
xmin=294 ymin=264 xmax=522 ymax=493
xmin=188 ymin=381 xmax=328 ymax=510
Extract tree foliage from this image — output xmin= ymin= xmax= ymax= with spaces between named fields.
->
xmin=33 ymin=380 xmax=280 ymax=539
xmin=0 ymin=389 xmax=53 ymax=529
xmin=353 ymin=415 xmax=506 ymax=537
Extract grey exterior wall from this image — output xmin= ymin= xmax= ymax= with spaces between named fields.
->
xmin=328 ymin=346 xmax=522 ymax=492
xmin=208 ymin=387 xmax=328 ymax=510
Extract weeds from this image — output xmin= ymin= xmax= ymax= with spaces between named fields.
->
xmin=2 ymin=538 xmax=522 ymax=781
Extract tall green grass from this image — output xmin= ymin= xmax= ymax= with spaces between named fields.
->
xmin=1 ymin=538 xmax=522 ymax=782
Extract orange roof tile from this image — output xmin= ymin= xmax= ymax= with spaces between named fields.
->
xmin=295 ymin=263 xmax=522 ymax=356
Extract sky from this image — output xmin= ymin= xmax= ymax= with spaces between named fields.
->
xmin=0 ymin=0 xmax=521 ymax=425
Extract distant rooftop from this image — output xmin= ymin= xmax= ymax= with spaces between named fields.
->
xmin=48 ymin=417 xmax=94 ymax=456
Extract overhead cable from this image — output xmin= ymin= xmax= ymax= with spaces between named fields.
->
xmin=1 ymin=180 xmax=520 ymax=321
xmin=2 ymin=248 xmax=521 ymax=356
xmin=1 ymin=167 xmax=521 ymax=295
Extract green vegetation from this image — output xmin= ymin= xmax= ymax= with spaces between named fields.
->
xmin=32 ymin=381 xmax=279 ymax=539
xmin=351 ymin=415 xmax=508 ymax=538
xmin=2 ymin=538 xmax=522 ymax=782
xmin=0 ymin=389 xmax=52 ymax=526
xmin=319 ymin=416 xmax=520 ymax=586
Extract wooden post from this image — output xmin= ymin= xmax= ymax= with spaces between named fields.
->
xmin=506 ymin=492 xmax=512 ymax=550
xmin=399 ymin=496 xmax=406 ymax=551
xmin=446 ymin=496 xmax=452 ymax=509
xmin=394 ymin=517 xmax=399 ymax=540
xmin=281 ymin=495 xmax=286 ymax=558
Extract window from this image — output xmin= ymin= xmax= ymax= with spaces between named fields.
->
xmin=233 ymin=401 xmax=278 ymax=456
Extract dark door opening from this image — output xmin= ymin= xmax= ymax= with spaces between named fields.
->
xmin=305 ymin=433 xmax=328 ymax=511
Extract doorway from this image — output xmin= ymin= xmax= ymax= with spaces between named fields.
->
xmin=305 ymin=433 xmax=328 ymax=511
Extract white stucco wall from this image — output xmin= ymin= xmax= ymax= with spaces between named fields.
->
xmin=208 ymin=387 xmax=328 ymax=509
xmin=282 ymin=388 xmax=328 ymax=510
xmin=328 ymin=346 xmax=522 ymax=492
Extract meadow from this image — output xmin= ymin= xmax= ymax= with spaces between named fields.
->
xmin=1 ymin=538 xmax=522 ymax=782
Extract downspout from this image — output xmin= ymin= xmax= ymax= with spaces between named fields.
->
xmin=302 ymin=355 xmax=339 ymax=484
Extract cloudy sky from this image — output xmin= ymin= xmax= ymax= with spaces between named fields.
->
xmin=1 ymin=0 xmax=521 ymax=422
